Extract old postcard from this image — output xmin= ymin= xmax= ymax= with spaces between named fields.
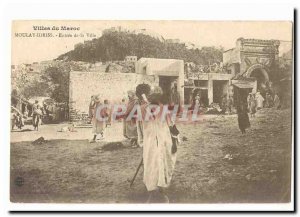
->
xmin=10 ymin=20 xmax=293 ymax=206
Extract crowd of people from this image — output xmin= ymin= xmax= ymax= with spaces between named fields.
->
xmin=187 ymin=87 xmax=282 ymax=135
xmin=11 ymin=110 xmax=24 ymax=130
xmin=11 ymin=99 xmax=61 ymax=131
xmin=246 ymin=91 xmax=281 ymax=117
xmin=237 ymin=90 xmax=281 ymax=134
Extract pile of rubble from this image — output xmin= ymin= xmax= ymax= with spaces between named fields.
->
xmin=105 ymin=61 xmax=135 ymax=73
xmin=204 ymin=103 xmax=223 ymax=114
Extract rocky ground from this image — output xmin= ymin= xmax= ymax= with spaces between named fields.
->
xmin=10 ymin=108 xmax=292 ymax=203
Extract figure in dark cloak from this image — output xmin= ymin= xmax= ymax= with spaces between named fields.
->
xmin=236 ymin=89 xmax=250 ymax=134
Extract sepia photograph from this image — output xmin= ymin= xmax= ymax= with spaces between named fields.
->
xmin=9 ymin=20 xmax=293 ymax=208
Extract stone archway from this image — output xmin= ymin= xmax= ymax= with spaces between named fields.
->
xmin=245 ymin=64 xmax=269 ymax=92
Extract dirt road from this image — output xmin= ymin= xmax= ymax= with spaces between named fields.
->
xmin=10 ymin=108 xmax=292 ymax=203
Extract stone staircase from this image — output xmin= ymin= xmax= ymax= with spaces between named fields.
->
xmin=74 ymin=122 xmax=92 ymax=128
xmin=69 ymin=108 xmax=92 ymax=128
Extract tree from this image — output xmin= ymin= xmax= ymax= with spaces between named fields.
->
xmin=21 ymin=78 xmax=50 ymax=99
xmin=42 ymin=65 xmax=70 ymax=103
xmin=269 ymin=56 xmax=292 ymax=82
xmin=56 ymin=31 xmax=224 ymax=65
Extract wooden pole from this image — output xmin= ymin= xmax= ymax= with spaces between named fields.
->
xmin=130 ymin=158 xmax=143 ymax=188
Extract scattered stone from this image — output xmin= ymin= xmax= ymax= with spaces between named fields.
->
xmin=208 ymin=178 xmax=217 ymax=185
xmin=182 ymin=136 xmax=188 ymax=141
xmin=101 ymin=142 xmax=124 ymax=151
xmin=245 ymin=174 xmax=251 ymax=181
xmin=212 ymin=132 xmax=225 ymax=136
xmin=58 ymin=124 xmax=77 ymax=132
xmin=224 ymin=154 xmax=233 ymax=160
xmin=60 ymin=126 xmax=69 ymax=132
xmin=269 ymin=169 xmax=277 ymax=173
xmin=32 ymin=137 xmax=46 ymax=145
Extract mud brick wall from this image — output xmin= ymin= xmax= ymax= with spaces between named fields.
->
xmin=69 ymin=71 xmax=158 ymax=122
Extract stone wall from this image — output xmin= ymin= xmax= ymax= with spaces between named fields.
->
xmin=69 ymin=71 xmax=158 ymax=122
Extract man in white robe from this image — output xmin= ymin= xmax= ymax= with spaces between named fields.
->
xmin=140 ymin=86 xmax=177 ymax=203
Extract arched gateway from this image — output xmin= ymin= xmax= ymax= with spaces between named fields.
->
xmin=223 ymin=38 xmax=279 ymax=92
xmin=245 ymin=64 xmax=269 ymax=91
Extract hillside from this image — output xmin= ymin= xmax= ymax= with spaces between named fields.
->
xmin=57 ymin=31 xmax=223 ymax=65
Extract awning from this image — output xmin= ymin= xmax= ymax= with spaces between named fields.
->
xmin=152 ymin=70 xmax=179 ymax=76
xmin=183 ymin=85 xmax=208 ymax=90
xmin=232 ymin=82 xmax=254 ymax=89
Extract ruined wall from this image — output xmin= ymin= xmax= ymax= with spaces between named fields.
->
xmin=136 ymin=73 xmax=159 ymax=87
xmin=223 ymin=48 xmax=241 ymax=66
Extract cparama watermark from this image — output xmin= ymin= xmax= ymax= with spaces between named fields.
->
xmin=95 ymin=104 xmax=201 ymax=123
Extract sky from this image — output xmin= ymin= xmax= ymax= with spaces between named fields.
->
xmin=12 ymin=20 xmax=293 ymax=65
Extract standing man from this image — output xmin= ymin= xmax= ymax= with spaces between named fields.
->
xmin=11 ymin=110 xmax=17 ymax=131
xmin=247 ymin=93 xmax=252 ymax=111
xmin=194 ymin=93 xmax=200 ymax=110
xmin=266 ymin=93 xmax=274 ymax=108
xmin=88 ymin=95 xmax=95 ymax=124
xmin=90 ymin=95 xmax=104 ymax=143
xmin=249 ymin=93 xmax=257 ymax=117
xmin=227 ymin=95 xmax=233 ymax=114
xmin=170 ymin=82 xmax=180 ymax=105
xmin=33 ymin=104 xmax=43 ymax=131
xmin=32 ymin=100 xmax=39 ymax=130
xmin=255 ymin=91 xmax=264 ymax=110
xmin=221 ymin=94 xmax=227 ymax=114
xmin=274 ymin=93 xmax=281 ymax=109
xmin=140 ymin=86 xmax=177 ymax=203
xmin=123 ymin=90 xmax=139 ymax=147
xmin=32 ymin=100 xmax=39 ymax=113
xmin=135 ymin=83 xmax=152 ymax=147
xmin=170 ymin=81 xmax=181 ymax=113
xmin=237 ymin=90 xmax=250 ymax=134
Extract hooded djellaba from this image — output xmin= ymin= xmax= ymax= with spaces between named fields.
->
xmin=237 ymin=89 xmax=250 ymax=134
xmin=138 ymin=84 xmax=177 ymax=203
xmin=123 ymin=90 xmax=140 ymax=147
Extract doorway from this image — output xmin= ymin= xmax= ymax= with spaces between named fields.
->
xmin=213 ymin=80 xmax=228 ymax=104
xmin=193 ymin=89 xmax=208 ymax=107
xmin=159 ymin=76 xmax=178 ymax=104
xmin=250 ymin=68 xmax=269 ymax=97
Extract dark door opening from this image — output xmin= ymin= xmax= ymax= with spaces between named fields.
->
xmin=159 ymin=76 xmax=178 ymax=104
xmin=250 ymin=68 xmax=268 ymax=97
xmin=184 ymin=88 xmax=192 ymax=105
xmin=213 ymin=80 xmax=228 ymax=104
xmin=193 ymin=89 xmax=208 ymax=107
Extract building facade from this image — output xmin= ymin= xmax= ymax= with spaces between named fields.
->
xmin=135 ymin=58 xmax=185 ymax=105
xmin=184 ymin=72 xmax=234 ymax=106
xmin=223 ymin=38 xmax=280 ymax=92
xmin=125 ymin=56 xmax=137 ymax=62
